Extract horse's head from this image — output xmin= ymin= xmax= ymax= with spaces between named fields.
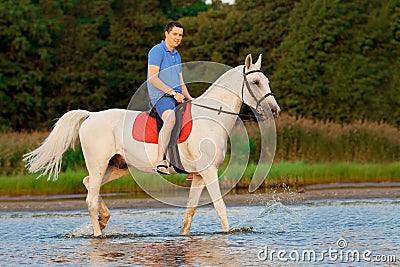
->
xmin=241 ymin=54 xmax=280 ymax=118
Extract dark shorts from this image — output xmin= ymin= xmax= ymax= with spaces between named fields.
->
xmin=154 ymin=96 xmax=178 ymax=117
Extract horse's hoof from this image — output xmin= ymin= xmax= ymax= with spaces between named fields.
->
xmin=222 ymin=226 xmax=230 ymax=233
xmin=93 ymin=231 xmax=102 ymax=237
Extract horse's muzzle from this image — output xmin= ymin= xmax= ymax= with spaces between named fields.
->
xmin=271 ymin=106 xmax=280 ymax=118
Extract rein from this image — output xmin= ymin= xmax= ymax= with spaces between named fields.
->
xmin=190 ymin=102 xmax=239 ymax=116
xmin=192 ymin=66 xmax=274 ymax=117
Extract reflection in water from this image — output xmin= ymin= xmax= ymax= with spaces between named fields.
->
xmin=86 ymin=235 xmax=236 ymax=266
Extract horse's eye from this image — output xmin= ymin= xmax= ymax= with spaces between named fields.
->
xmin=253 ymin=80 xmax=260 ymax=86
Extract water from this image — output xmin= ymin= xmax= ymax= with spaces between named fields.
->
xmin=0 ymin=198 xmax=398 ymax=266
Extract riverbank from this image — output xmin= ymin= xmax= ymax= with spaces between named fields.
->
xmin=1 ymin=186 xmax=399 ymax=212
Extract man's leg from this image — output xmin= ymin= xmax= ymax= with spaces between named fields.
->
xmin=155 ymin=109 xmax=176 ymax=174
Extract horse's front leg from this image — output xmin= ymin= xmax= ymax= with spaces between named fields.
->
xmin=180 ymin=173 xmax=204 ymax=235
xmin=200 ymin=167 xmax=229 ymax=232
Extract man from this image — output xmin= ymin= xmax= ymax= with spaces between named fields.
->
xmin=147 ymin=21 xmax=193 ymax=174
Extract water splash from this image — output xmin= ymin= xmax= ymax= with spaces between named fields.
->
xmin=258 ymin=199 xmax=294 ymax=217
xmin=237 ymin=192 xmax=303 ymax=235
xmin=66 ymin=224 xmax=129 ymax=238
xmin=66 ymin=224 xmax=93 ymax=238
xmin=268 ymin=182 xmax=304 ymax=204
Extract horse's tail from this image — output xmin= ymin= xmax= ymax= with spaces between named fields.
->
xmin=23 ymin=110 xmax=91 ymax=181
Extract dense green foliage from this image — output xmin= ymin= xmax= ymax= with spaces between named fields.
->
xmin=1 ymin=0 xmax=399 ymax=131
xmin=273 ymin=0 xmax=400 ymax=124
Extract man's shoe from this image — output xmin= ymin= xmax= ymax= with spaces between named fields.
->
xmin=153 ymin=161 xmax=170 ymax=175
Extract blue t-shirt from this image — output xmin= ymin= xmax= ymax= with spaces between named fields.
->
xmin=147 ymin=40 xmax=182 ymax=104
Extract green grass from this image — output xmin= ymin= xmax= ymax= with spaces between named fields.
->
xmin=1 ymin=162 xmax=399 ymax=196
xmin=264 ymin=161 xmax=400 ymax=187
xmin=0 ymin=171 xmax=89 ymax=196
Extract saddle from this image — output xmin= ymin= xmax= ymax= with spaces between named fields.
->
xmin=132 ymin=102 xmax=193 ymax=173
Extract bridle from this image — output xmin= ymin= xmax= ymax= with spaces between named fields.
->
xmin=192 ymin=66 xmax=274 ymax=116
xmin=241 ymin=66 xmax=274 ymax=112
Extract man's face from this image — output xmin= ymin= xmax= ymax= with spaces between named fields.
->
xmin=165 ymin=26 xmax=183 ymax=49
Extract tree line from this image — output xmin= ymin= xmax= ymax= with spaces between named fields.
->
xmin=1 ymin=0 xmax=399 ymax=131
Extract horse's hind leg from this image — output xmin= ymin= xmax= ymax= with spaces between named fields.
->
xmin=84 ymin=176 xmax=109 ymax=230
xmin=83 ymin=157 xmax=129 ymax=232
xmin=98 ymin=164 xmax=129 ymax=229
xmin=84 ymin=164 xmax=106 ymax=237
xmin=98 ymin=195 xmax=110 ymax=230
xmin=180 ymin=173 xmax=204 ymax=235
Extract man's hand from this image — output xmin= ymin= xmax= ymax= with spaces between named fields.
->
xmin=174 ymin=92 xmax=185 ymax=103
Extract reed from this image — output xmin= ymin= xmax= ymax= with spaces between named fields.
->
xmin=1 ymin=114 xmax=399 ymax=176
xmin=273 ymin=114 xmax=400 ymax=163
xmin=0 ymin=131 xmax=86 ymax=176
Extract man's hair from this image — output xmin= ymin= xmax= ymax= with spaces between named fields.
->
xmin=165 ymin=21 xmax=184 ymax=33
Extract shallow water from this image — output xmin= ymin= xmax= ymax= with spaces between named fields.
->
xmin=0 ymin=198 xmax=398 ymax=266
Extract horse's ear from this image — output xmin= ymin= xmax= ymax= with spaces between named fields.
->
xmin=254 ymin=54 xmax=262 ymax=69
xmin=245 ymin=54 xmax=252 ymax=69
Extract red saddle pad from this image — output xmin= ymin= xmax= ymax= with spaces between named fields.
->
xmin=132 ymin=103 xmax=193 ymax=144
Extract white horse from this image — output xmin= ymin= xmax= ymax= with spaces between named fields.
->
xmin=24 ymin=54 xmax=280 ymax=237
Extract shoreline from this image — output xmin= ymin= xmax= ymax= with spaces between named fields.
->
xmin=0 ymin=187 xmax=399 ymax=212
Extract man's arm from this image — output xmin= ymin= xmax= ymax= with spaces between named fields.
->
xmin=179 ymin=72 xmax=193 ymax=100
xmin=148 ymin=64 xmax=175 ymax=94
xmin=148 ymin=64 xmax=185 ymax=103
